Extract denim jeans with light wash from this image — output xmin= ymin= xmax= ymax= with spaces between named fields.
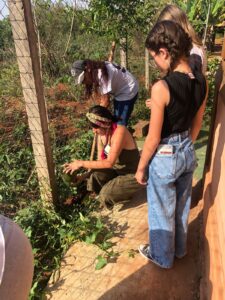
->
xmin=147 ymin=131 xmax=196 ymax=268
xmin=114 ymin=93 xmax=138 ymax=126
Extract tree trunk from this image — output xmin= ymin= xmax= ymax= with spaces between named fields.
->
xmin=108 ymin=41 xmax=116 ymax=62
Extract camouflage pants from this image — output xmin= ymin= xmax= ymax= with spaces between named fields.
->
xmin=87 ymin=169 xmax=141 ymax=209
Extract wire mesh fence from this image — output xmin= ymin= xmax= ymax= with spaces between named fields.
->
xmin=0 ymin=0 xmax=41 ymax=216
xmin=0 ymin=0 xmax=159 ymax=215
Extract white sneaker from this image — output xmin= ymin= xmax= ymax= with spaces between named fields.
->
xmin=138 ymin=244 xmax=166 ymax=268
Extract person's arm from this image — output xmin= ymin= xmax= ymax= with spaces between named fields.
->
xmin=99 ymin=94 xmax=110 ymax=108
xmin=63 ymin=126 xmax=126 ymax=174
xmin=135 ymin=80 xmax=169 ymax=185
xmin=145 ymin=98 xmax=152 ymax=109
xmin=97 ymin=135 xmax=104 ymax=160
xmin=190 ymin=80 xmax=208 ymax=142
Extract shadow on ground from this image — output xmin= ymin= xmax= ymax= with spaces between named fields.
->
xmin=99 ymin=213 xmax=202 ymax=300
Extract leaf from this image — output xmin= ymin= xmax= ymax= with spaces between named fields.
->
xmin=95 ymin=255 xmax=107 ymax=270
xmin=29 ymin=281 xmax=38 ymax=297
xmin=96 ymin=218 xmax=104 ymax=230
xmin=79 ymin=212 xmax=90 ymax=223
xmin=101 ymin=241 xmax=113 ymax=250
xmin=128 ymin=249 xmax=137 ymax=258
xmin=85 ymin=232 xmax=97 ymax=244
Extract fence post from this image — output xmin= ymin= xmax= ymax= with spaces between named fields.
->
xmin=120 ymin=37 xmax=127 ymax=68
xmin=203 ymin=34 xmax=225 ymax=174
xmin=7 ymin=0 xmax=57 ymax=205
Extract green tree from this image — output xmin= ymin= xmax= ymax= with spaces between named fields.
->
xmin=33 ymin=0 xmax=111 ymax=80
xmin=88 ymin=0 xmax=167 ymax=66
xmin=176 ymin=0 xmax=225 ymax=50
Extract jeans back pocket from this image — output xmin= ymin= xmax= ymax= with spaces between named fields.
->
xmin=150 ymin=152 xmax=177 ymax=179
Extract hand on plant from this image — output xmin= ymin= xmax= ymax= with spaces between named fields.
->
xmin=63 ymin=160 xmax=82 ymax=174
xmin=145 ymin=98 xmax=152 ymax=109
xmin=135 ymin=169 xmax=147 ymax=185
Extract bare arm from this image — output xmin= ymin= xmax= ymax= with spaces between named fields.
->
xmin=99 ymin=94 xmax=110 ymax=108
xmin=190 ymin=80 xmax=208 ymax=142
xmin=97 ymin=135 xmax=104 ymax=161
xmin=63 ymin=126 xmax=126 ymax=174
xmin=135 ymin=80 xmax=169 ymax=185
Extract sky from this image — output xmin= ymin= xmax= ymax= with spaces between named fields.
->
xmin=0 ymin=0 xmax=89 ymax=20
xmin=0 ymin=0 xmax=9 ymax=19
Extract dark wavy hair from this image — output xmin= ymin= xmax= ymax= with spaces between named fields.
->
xmin=88 ymin=105 xmax=118 ymax=128
xmin=145 ymin=20 xmax=192 ymax=70
xmin=83 ymin=60 xmax=108 ymax=99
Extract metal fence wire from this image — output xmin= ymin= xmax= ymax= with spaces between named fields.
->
xmin=0 ymin=0 xmax=158 ymax=214
xmin=1 ymin=0 xmax=40 ymax=216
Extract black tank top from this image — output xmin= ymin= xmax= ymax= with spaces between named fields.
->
xmin=161 ymin=71 xmax=206 ymax=138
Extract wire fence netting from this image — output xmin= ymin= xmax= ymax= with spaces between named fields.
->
xmin=1 ymin=0 xmax=40 ymax=216
xmin=0 ymin=0 xmax=159 ymax=214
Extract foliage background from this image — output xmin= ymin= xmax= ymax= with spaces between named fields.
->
xmin=0 ymin=0 xmax=223 ymax=298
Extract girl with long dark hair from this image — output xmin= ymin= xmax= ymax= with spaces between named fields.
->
xmin=71 ymin=60 xmax=138 ymax=126
xmin=136 ymin=21 xmax=207 ymax=268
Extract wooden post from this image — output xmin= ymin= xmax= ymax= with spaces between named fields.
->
xmin=145 ymin=48 xmax=149 ymax=91
xmin=120 ymin=37 xmax=127 ymax=68
xmin=222 ymin=32 xmax=225 ymax=61
xmin=108 ymin=41 xmax=116 ymax=63
xmin=203 ymin=34 xmax=225 ymax=173
xmin=7 ymin=0 xmax=56 ymax=205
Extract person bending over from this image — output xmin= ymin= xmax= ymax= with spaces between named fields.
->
xmin=71 ymin=59 xmax=139 ymax=126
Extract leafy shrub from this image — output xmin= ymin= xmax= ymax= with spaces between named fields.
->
xmin=0 ymin=63 xmax=22 ymax=97
xmin=205 ymin=58 xmax=221 ymax=123
xmin=15 ymin=195 xmax=114 ymax=299
xmin=54 ymin=130 xmax=94 ymax=203
xmin=128 ymin=85 xmax=150 ymax=127
xmin=0 ymin=122 xmax=39 ymax=215
xmin=14 ymin=201 xmax=77 ymax=299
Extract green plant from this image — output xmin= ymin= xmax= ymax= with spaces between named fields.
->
xmin=14 ymin=201 xmax=78 ymax=299
xmin=53 ymin=130 xmax=94 ymax=203
xmin=0 ymin=63 xmax=22 ymax=97
xmin=0 ymin=123 xmax=39 ymax=215
xmin=128 ymin=85 xmax=150 ymax=127
xmin=78 ymin=212 xmax=119 ymax=270
xmin=14 ymin=193 xmax=118 ymax=298
xmin=205 ymin=57 xmax=220 ymax=123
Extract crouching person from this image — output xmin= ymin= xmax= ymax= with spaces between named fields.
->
xmin=63 ymin=105 xmax=142 ymax=209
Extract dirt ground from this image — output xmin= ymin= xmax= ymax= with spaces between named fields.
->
xmin=46 ymin=179 xmax=204 ymax=300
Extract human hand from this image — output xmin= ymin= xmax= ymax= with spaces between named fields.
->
xmin=63 ymin=160 xmax=82 ymax=175
xmin=145 ymin=98 xmax=152 ymax=109
xmin=135 ymin=169 xmax=147 ymax=185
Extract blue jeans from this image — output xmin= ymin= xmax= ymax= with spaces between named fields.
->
xmin=147 ymin=131 xmax=196 ymax=268
xmin=114 ymin=93 xmax=138 ymax=126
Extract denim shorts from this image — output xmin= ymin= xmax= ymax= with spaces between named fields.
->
xmin=113 ymin=93 xmax=138 ymax=126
